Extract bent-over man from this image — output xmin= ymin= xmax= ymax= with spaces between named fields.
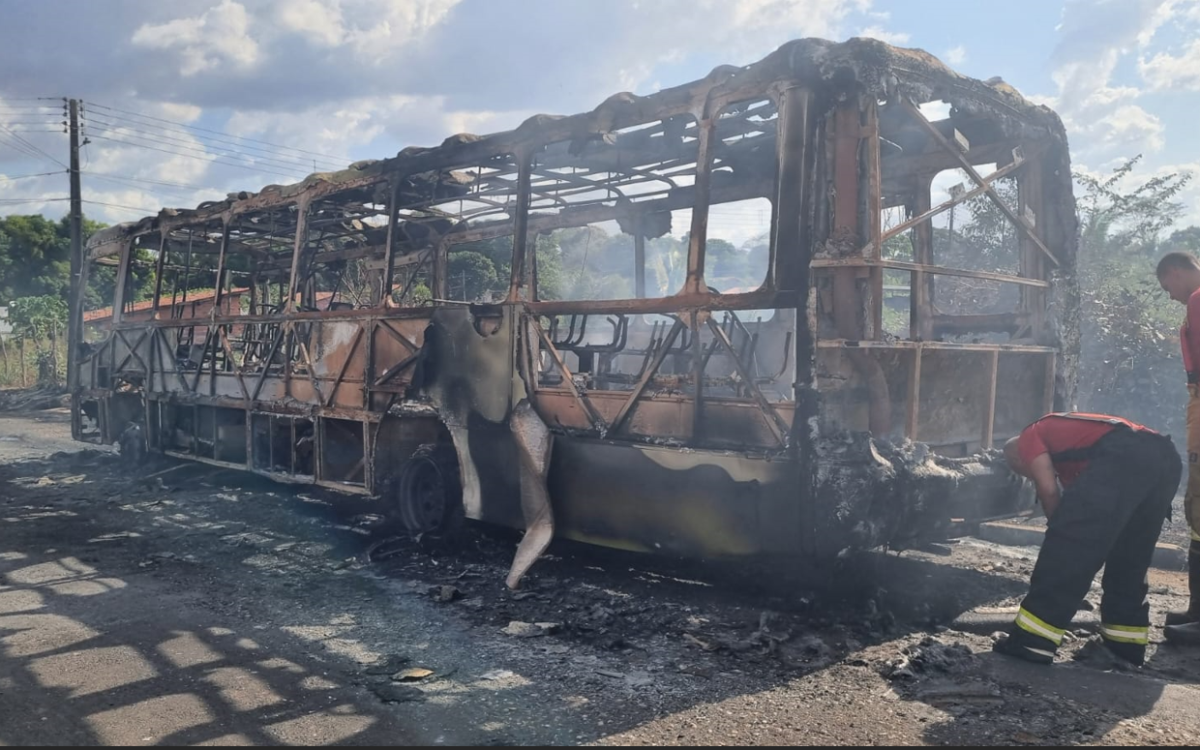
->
xmin=995 ymin=412 xmax=1181 ymax=666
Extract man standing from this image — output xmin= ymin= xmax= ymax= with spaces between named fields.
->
xmin=1156 ymin=252 xmax=1200 ymax=639
xmin=995 ymin=412 xmax=1181 ymax=666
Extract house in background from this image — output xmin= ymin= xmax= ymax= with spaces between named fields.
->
xmin=83 ymin=288 xmax=250 ymax=338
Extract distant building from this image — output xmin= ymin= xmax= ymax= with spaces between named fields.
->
xmin=83 ymin=288 xmax=250 ymax=337
xmin=82 ymin=289 xmax=342 ymax=338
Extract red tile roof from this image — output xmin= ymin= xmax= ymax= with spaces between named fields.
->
xmin=84 ymin=288 xmax=249 ymax=323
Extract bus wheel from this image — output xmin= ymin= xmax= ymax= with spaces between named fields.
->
xmin=390 ymin=443 xmax=463 ymax=537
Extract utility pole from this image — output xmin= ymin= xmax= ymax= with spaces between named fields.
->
xmin=65 ymin=99 xmax=83 ymax=435
xmin=68 ymin=99 xmax=82 ymax=277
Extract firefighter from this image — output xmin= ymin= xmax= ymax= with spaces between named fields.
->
xmin=1156 ymin=251 xmax=1200 ymax=641
xmin=993 ymin=412 xmax=1181 ymax=666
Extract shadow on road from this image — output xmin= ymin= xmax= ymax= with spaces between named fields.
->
xmin=1 ymin=439 xmax=1197 ymax=745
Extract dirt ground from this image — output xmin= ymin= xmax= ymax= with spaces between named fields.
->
xmin=2 ymin=408 xmax=1200 ymax=746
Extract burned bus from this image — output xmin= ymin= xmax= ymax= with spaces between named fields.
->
xmin=69 ymin=38 xmax=1076 ymax=587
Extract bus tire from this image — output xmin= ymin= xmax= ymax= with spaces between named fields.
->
xmin=385 ymin=443 xmax=464 ymax=538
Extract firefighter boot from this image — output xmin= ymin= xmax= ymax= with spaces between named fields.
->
xmin=1101 ymin=637 xmax=1147 ymax=666
xmin=992 ymin=628 xmax=1055 ymax=665
xmin=1165 ymin=540 xmax=1200 ymax=627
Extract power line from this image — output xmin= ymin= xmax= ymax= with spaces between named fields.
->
xmin=88 ymin=133 xmax=311 ymax=182
xmin=0 ymin=133 xmax=50 ymax=162
xmin=86 ymin=100 xmax=350 ymax=164
xmin=87 ymin=118 xmax=330 ymax=176
xmin=0 ymin=123 xmax=64 ymax=166
xmin=82 ymin=198 xmax=161 ymax=215
xmin=0 ymin=123 xmax=66 ymax=168
xmin=85 ymin=110 xmax=345 ymax=171
xmin=0 ymin=171 xmax=64 ymax=181
xmin=87 ymin=127 xmax=312 ymax=179
xmin=0 ymin=197 xmax=69 ymax=204
xmin=84 ymin=170 xmax=211 ymax=192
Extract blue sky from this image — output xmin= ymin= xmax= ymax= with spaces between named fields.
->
xmin=1 ymin=0 xmax=1198 ymax=228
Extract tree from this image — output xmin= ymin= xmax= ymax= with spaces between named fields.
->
xmin=8 ymin=294 xmax=68 ymax=340
xmin=0 ymin=213 xmax=158 ymax=310
xmin=446 ymin=250 xmax=499 ymax=301
xmin=0 ymin=215 xmax=71 ymax=302
xmin=1161 ymin=226 xmax=1200 ymax=255
xmin=1076 ymin=155 xmax=1191 ymax=262
xmin=646 ymin=234 xmax=686 ymax=295
xmin=533 ymin=233 xmax=564 ymax=300
xmin=742 ymin=232 xmax=770 ymax=283
xmin=705 ymin=238 xmax=750 ymax=290
xmin=84 ymin=243 xmax=157 ymax=310
xmin=8 ymin=294 xmax=69 ymax=385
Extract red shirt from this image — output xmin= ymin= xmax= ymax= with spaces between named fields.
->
xmin=1017 ymin=413 xmax=1152 ymax=487
xmin=1181 ymin=287 xmax=1200 ymax=375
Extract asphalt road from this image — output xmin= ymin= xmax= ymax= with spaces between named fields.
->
xmin=3 ymin=409 xmax=1200 ymax=746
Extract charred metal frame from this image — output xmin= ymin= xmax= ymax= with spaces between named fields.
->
xmin=69 ymin=39 xmax=1077 ymax=579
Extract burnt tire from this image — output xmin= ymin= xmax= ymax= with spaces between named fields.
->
xmin=386 ymin=443 xmax=464 ymax=537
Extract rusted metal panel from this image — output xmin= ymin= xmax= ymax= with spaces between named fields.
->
xmin=535 ymin=390 xmax=794 ymax=448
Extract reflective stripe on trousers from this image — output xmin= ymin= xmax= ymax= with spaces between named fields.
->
xmin=1101 ymin=623 xmax=1150 ymax=645
xmin=1015 ymin=606 xmax=1064 ymax=646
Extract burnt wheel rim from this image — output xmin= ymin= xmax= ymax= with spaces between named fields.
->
xmin=399 ymin=456 xmax=446 ymax=532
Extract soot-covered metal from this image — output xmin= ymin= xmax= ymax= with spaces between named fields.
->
xmin=70 ymin=37 xmax=1073 ymax=586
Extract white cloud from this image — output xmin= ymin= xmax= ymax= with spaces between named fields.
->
xmin=1139 ymin=39 xmax=1200 ymax=91
xmin=944 ymin=45 xmax=967 ymax=66
xmin=1 ymin=0 xmax=890 ymax=224
xmin=275 ymin=0 xmax=346 ymax=48
xmin=131 ymin=0 xmax=260 ymax=76
xmin=605 ymin=0 xmax=883 ymax=96
xmin=156 ymin=103 xmax=203 ymax=124
xmin=856 ymin=25 xmax=909 ymax=45
xmin=227 ymin=94 xmax=529 ymax=164
xmin=1098 ymin=104 xmax=1165 ymax=151
xmin=1039 ymin=0 xmax=1190 ymax=161
xmin=340 ymin=0 xmax=462 ymax=64
xmin=731 ymin=0 xmax=869 ymax=37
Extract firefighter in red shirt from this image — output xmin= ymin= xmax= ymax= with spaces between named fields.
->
xmin=1156 ymin=251 xmax=1200 ymax=639
xmin=994 ymin=412 xmax=1180 ymax=666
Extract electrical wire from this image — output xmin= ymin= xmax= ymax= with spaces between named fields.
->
xmin=82 ymin=199 xmax=161 ymax=214
xmin=0 ymin=137 xmax=43 ymax=161
xmin=87 ymin=118 xmax=330 ymax=176
xmin=85 ymin=110 xmax=345 ymax=172
xmin=87 ymin=133 xmax=311 ymax=181
xmin=86 ymin=100 xmax=349 ymax=164
xmin=87 ymin=128 xmax=311 ymax=179
xmin=0 ymin=171 xmax=64 ymax=181
xmin=0 ymin=123 xmax=66 ymax=168
xmin=84 ymin=170 xmax=211 ymax=192
xmin=0 ymin=197 xmax=68 ymax=204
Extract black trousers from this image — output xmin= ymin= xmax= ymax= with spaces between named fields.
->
xmin=1014 ymin=429 xmax=1182 ymax=653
